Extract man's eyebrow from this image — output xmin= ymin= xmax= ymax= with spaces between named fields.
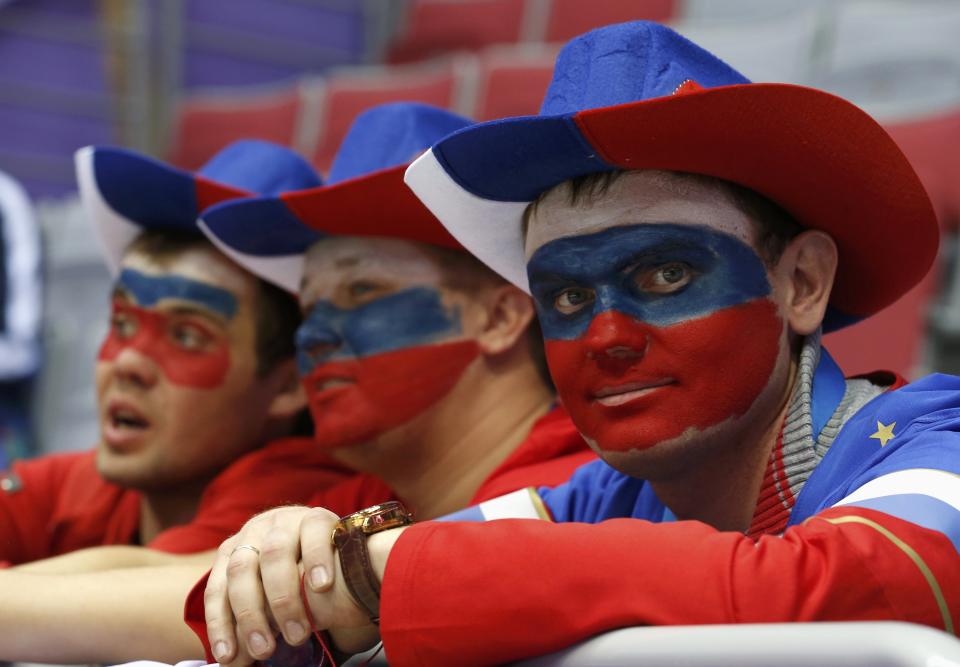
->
xmin=164 ymin=303 xmax=231 ymax=326
xmin=334 ymin=256 xmax=361 ymax=269
xmin=116 ymin=269 xmax=238 ymax=320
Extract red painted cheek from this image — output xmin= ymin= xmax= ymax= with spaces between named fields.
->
xmin=547 ymin=300 xmax=783 ymax=453
xmin=303 ymin=340 xmax=479 ymax=450
xmin=98 ymin=306 xmax=231 ymax=389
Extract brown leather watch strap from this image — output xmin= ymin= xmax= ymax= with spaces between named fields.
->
xmin=336 ymin=525 xmax=382 ymax=624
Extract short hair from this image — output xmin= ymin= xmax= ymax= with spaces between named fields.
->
xmin=421 ymin=244 xmax=553 ymax=390
xmin=125 ymin=230 xmax=301 ymax=377
xmin=522 ymin=170 xmax=805 ymax=265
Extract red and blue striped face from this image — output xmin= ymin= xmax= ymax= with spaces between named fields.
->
xmin=527 ymin=222 xmax=783 ymax=454
xmin=99 ymin=268 xmax=238 ymax=388
xmin=296 ymin=284 xmax=478 ymax=449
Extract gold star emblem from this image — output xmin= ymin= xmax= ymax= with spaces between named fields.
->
xmin=869 ymin=421 xmax=897 ymax=447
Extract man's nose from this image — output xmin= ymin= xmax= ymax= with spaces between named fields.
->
xmin=583 ymin=311 xmax=648 ymax=362
xmin=111 ymin=344 xmax=161 ymax=388
xmin=295 ymin=324 xmax=344 ymax=369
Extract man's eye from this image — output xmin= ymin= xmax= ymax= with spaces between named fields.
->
xmin=347 ymin=280 xmax=385 ymax=301
xmin=171 ymin=323 xmax=211 ymax=350
xmin=111 ymin=313 xmax=137 ymax=339
xmin=637 ymin=263 xmax=695 ymax=294
xmin=554 ymin=287 xmax=595 ymax=315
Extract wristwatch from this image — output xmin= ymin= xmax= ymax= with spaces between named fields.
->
xmin=331 ymin=501 xmax=412 ymax=624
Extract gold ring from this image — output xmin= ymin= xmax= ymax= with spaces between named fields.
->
xmin=230 ymin=544 xmax=261 ymax=557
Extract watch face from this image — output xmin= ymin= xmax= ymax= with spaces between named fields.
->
xmin=332 ymin=501 xmax=411 ymax=545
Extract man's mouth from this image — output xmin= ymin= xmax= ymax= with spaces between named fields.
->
xmin=592 ymin=379 xmax=675 ymax=407
xmin=108 ymin=401 xmax=150 ymax=430
xmin=311 ymin=376 xmax=355 ymax=394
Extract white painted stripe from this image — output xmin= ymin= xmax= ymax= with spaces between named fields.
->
xmin=0 ymin=170 xmax=41 ymax=378
xmin=404 ymin=148 xmax=530 ymax=293
xmin=75 ymin=146 xmax=142 ymax=276
xmin=197 ymin=218 xmax=303 ymax=294
xmin=478 ymin=488 xmax=549 ymax=521
xmin=834 ymin=468 xmax=960 ymax=512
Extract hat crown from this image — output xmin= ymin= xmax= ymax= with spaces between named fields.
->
xmin=328 ymin=102 xmax=472 ymax=184
xmin=540 ymin=21 xmax=750 ymax=116
xmin=198 ymin=140 xmax=322 ymax=194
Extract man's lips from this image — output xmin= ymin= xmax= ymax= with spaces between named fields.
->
xmin=591 ymin=378 xmax=675 ymax=407
xmin=103 ymin=398 xmax=151 ymax=448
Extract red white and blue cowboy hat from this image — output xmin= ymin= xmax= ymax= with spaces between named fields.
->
xmin=198 ymin=102 xmax=471 ymax=293
xmin=75 ymin=140 xmax=322 ymax=275
xmin=404 ymin=20 xmax=939 ymax=331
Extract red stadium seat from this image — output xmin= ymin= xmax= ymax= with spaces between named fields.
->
xmin=472 ymin=45 xmax=558 ymax=121
xmin=388 ymin=0 xmax=527 ymax=63
xmin=168 ymin=84 xmax=302 ymax=170
xmin=543 ymin=0 xmax=677 ymax=43
xmin=309 ymin=63 xmax=460 ymax=172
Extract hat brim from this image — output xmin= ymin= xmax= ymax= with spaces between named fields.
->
xmin=283 ymin=165 xmax=463 ymax=249
xmin=200 ymin=165 xmax=463 ymax=294
xmin=405 ymin=83 xmax=939 ymax=331
xmin=75 ymin=146 xmax=248 ymax=275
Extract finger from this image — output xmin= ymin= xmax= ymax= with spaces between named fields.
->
xmin=301 ymin=508 xmax=340 ymax=594
xmin=206 ymin=537 xmax=240 ymax=664
xmin=226 ymin=543 xmax=276 ymax=660
xmin=219 ymin=621 xmax=258 ymax=667
xmin=260 ymin=522 xmax=310 ymax=646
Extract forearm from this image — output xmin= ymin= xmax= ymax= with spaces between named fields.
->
xmin=13 ymin=546 xmax=216 ymax=574
xmin=0 ymin=563 xmax=209 ymax=663
xmin=379 ymin=509 xmax=959 ymax=667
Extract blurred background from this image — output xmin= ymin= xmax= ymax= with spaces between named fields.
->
xmin=0 ymin=0 xmax=958 ymax=461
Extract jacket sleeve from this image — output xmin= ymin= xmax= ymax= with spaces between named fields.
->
xmin=0 ymin=455 xmax=75 ymax=564
xmin=379 ymin=504 xmax=959 ymax=667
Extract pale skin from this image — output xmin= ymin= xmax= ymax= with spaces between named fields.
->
xmin=0 ymin=244 xmax=306 ymax=663
xmin=206 ymin=170 xmax=840 ymax=665
xmin=205 ymin=236 xmax=555 ymax=663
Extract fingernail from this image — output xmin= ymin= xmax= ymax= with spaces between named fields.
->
xmin=249 ymin=631 xmax=268 ymax=656
xmin=212 ymin=641 xmax=229 ymax=662
xmin=310 ymin=565 xmax=330 ymax=590
xmin=285 ymin=620 xmax=306 ymax=643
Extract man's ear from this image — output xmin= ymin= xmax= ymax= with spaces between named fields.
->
xmin=264 ymin=358 xmax=308 ymax=420
xmin=774 ymin=230 xmax=838 ymax=336
xmin=475 ymin=284 xmax=537 ymax=356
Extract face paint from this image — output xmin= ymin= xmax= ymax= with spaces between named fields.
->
xmin=97 ymin=269 xmax=235 ymax=388
xmin=295 ymin=286 xmax=479 ymax=449
xmin=527 ymin=223 xmax=782 ymax=453
xmin=113 ymin=268 xmax=238 ymax=319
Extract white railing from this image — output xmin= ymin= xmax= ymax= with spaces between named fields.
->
xmin=514 ymin=622 xmax=960 ymax=667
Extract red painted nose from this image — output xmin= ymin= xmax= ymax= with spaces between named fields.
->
xmin=583 ymin=311 xmax=649 ymax=362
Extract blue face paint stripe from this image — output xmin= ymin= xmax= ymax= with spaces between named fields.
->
xmin=116 ymin=268 xmax=238 ymax=320
xmin=527 ymin=223 xmax=771 ymax=340
xmin=295 ymin=286 xmax=462 ymax=374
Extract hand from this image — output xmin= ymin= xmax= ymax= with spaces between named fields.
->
xmin=205 ymin=505 xmax=333 ymax=666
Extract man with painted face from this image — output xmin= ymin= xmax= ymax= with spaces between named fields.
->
xmin=206 ymin=22 xmax=960 ymax=667
xmin=187 ymin=102 xmax=593 ymax=662
xmin=0 ymin=142 xmax=354 ymax=663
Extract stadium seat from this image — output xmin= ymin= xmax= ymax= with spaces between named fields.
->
xmin=309 ymin=62 xmax=462 ymax=172
xmin=514 ymin=622 xmax=960 ymax=667
xmin=471 ymin=44 xmax=558 ymax=121
xmin=543 ymin=0 xmax=677 ymax=43
xmin=387 ymin=0 xmax=527 ymax=63
xmin=168 ymin=83 xmax=303 ymax=170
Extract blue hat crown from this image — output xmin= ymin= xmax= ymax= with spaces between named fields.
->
xmin=328 ymin=102 xmax=473 ymax=185
xmin=541 ymin=21 xmax=750 ymax=116
xmin=198 ymin=140 xmax=322 ymax=194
